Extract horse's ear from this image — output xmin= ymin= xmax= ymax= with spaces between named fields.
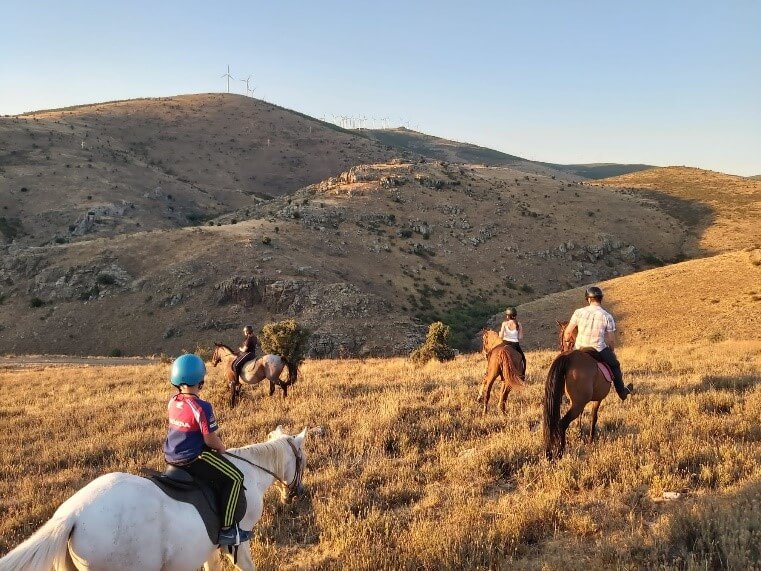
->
xmin=295 ymin=426 xmax=308 ymax=445
xmin=267 ymin=425 xmax=284 ymax=440
xmin=556 ymin=320 xmax=561 ymax=326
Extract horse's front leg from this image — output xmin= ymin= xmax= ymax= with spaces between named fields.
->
xmin=268 ymin=380 xmax=276 ymax=396
xmin=481 ymin=374 xmax=497 ymax=414
xmin=222 ymin=541 xmax=255 ymax=571
xmin=203 ymin=549 xmax=225 ymax=571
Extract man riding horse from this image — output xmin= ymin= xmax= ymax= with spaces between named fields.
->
xmin=563 ymin=286 xmax=634 ymax=400
xmin=232 ymin=325 xmax=258 ymax=383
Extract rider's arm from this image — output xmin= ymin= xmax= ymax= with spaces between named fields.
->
xmin=518 ymin=323 xmax=524 ymax=341
xmin=204 ymin=431 xmax=227 ymax=453
xmin=605 ymin=330 xmax=616 ymax=350
xmin=564 ymin=314 xmax=578 ymax=342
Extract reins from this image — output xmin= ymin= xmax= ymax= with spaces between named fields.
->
xmin=223 ymin=438 xmax=303 ymax=500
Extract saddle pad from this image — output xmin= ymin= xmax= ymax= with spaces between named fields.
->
xmin=144 ymin=471 xmax=220 ymax=543
xmin=597 ymin=362 xmax=613 ymax=385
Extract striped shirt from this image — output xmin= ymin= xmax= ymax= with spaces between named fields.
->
xmin=568 ymin=304 xmax=616 ymax=351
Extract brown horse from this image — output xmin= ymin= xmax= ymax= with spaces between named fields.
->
xmin=476 ymin=329 xmax=526 ymax=414
xmin=556 ymin=320 xmax=575 ymax=352
xmin=211 ymin=343 xmax=298 ymax=407
xmin=543 ymin=322 xmax=611 ymax=460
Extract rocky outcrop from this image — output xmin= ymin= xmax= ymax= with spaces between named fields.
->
xmin=216 ymin=276 xmax=264 ymax=307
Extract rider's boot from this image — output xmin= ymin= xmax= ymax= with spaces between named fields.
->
xmin=218 ymin=523 xmax=252 ymax=546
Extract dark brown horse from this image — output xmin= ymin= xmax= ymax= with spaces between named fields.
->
xmin=543 ymin=322 xmax=611 ymax=459
xmin=476 ymin=329 xmax=526 ymax=414
xmin=211 ymin=343 xmax=298 ymax=407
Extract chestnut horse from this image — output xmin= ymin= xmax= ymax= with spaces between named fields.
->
xmin=476 ymin=330 xmax=526 ymax=414
xmin=543 ymin=322 xmax=611 ymax=460
xmin=211 ymin=343 xmax=298 ymax=407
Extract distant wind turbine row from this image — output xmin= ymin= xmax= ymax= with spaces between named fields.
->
xmin=328 ymin=115 xmax=419 ymax=130
xmin=217 ymin=65 xmax=417 ymax=131
xmin=220 ymin=65 xmax=256 ymax=97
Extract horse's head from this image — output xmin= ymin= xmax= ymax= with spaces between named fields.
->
xmin=210 ymin=343 xmax=223 ymax=366
xmin=267 ymin=425 xmax=308 ymax=503
xmin=481 ymin=329 xmax=502 ymax=356
xmin=556 ymin=321 xmax=574 ymax=353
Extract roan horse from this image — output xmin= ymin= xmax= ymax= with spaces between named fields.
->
xmin=476 ymin=329 xmax=526 ymax=414
xmin=543 ymin=321 xmax=612 ymax=460
xmin=211 ymin=343 xmax=298 ymax=407
xmin=0 ymin=426 xmax=308 ymax=571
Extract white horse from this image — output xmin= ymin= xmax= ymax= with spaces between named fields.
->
xmin=0 ymin=426 xmax=307 ymax=571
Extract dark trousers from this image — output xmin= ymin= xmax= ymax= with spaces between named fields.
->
xmin=505 ymin=341 xmax=526 ymax=374
xmin=598 ymin=347 xmax=625 ymax=396
xmin=232 ymin=352 xmax=255 ymax=380
xmin=183 ymin=450 xmax=245 ymax=528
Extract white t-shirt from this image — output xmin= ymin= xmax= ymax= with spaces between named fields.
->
xmin=500 ymin=320 xmax=521 ymax=343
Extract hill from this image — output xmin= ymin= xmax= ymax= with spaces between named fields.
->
xmin=497 ymin=248 xmax=761 ymax=349
xmin=0 ymin=161 xmax=689 ymax=357
xmin=749 ymin=174 xmax=761 ymax=181
xmin=1 ymin=340 xmax=760 ymax=569
xmin=0 ymin=94 xmax=396 ymax=246
xmin=597 ymin=167 xmax=761 ymax=255
xmin=362 ymin=128 xmax=653 ymax=179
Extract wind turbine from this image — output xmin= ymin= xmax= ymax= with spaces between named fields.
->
xmin=240 ymin=75 xmax=253 ymax=96
xmin=221 ymin=65 xmax=234 ymax=93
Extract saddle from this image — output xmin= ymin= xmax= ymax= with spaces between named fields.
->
xmin=142 ymin=465 xmax=246 ymax=544
xmin=579 ymin=348 xmax=614 ymax=385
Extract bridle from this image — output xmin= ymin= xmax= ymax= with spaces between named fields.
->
xmin=224 ymin=438 xmax=304 ymax=501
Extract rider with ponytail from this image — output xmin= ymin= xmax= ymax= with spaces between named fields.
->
xmin=499 ymin=307 xmax=526 ymax=373
xmin=163 ymin=354 xmax=250 ymax=546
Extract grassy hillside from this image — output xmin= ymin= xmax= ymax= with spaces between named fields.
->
xmin=0 ymin=161 xmax=689 ymax=357
xmin=1 ymin=340 xmax=759 ymax=569
xmin=362 ymin=128 xmax=652 ymax=179
xmin=598 ymin=166 xmax=761 ymax=255
xmin=502 ymin=248 xmax=761 ymax=350
xmin=0 ymin=94 xmax=396 ymax=245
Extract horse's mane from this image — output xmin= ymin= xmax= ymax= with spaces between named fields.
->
xmin=229 ymin=439 xmax=287 ymax=477
xmin=215 ymin=342 xmax=235 ymax=354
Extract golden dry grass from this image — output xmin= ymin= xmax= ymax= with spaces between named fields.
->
xmin=1 ymin=341 xmax=760 ymax=569
xmin=515 ymin=248 xmax=761 ymax=349
xmin=598 ymin=166 xmax=761 ymax=255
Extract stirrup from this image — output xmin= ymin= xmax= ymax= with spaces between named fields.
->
xmin=218 ymin=523 xmax=251 ymax=546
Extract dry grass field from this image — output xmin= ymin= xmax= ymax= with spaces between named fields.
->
xmin=511 ymin=248 xmax=761 ymax=349
xmin=1 ymin=340 xmax=760 ymax=569
xmin=598 ymin=167 xmax=761 ymax=255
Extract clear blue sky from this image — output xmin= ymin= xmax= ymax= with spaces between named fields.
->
xmin=2 ymin=1 xmax=759 ymax=175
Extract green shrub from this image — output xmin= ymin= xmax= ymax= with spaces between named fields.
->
xmin=259 ymin=319 xmax=310 ymax=364
xmin=96 ymin=273 xmax=116 ymax=286
xmin=29 ymin=297 xmax=44 ymax=308
xmin=108 ymin=348 xmax=123 ymax=357
xmin=410 ymin=322 xmax=456 ymax=363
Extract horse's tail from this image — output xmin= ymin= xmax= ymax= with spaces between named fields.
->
xmin=543 ymin=352 xmax=573 ymax=461
xmin=0 ymin=509 xmax=76 ymax=570
xmin=282 ymin=356 xmax=299 ymax=386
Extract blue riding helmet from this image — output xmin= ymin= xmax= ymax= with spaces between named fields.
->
xmin=170 ymin=353 xmax=206 ymax=386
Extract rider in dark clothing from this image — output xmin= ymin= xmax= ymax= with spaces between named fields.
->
xmin=232 ymin=325 xmax=258 ymax=382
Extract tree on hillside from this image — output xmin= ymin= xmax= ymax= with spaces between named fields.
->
xmin=259 ymin=319 xmax=310 ymax=365
xmin=410 ymin=321 xmax=456 ymax=363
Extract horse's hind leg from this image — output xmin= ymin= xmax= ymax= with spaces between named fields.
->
xmin=559 ymin=402 xmax=585 ymax=454
xmin=587 ymin=401 xmax=601 ymax=443
xmin=499 ymin=383 xmax=511 ymax=415
xmin=269 ymin=380 xmax=276 ymax=396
